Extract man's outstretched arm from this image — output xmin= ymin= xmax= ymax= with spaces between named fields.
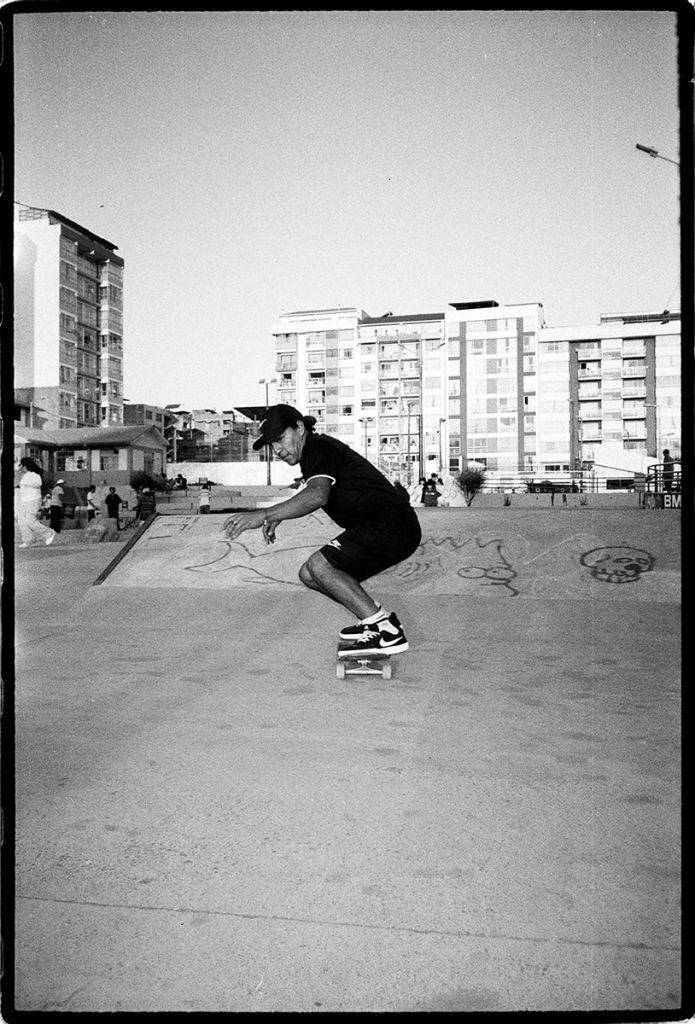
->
xmin=223 ymin=477 xmax=331 ymax=541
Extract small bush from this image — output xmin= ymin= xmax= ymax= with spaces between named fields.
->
xmin=130 ymin=470 xmax=157 ymax=493
xmin=456 ymin=467 xmax=486 ymax=506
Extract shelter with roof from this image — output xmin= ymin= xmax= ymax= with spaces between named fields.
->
xmin=13 ymin=424 xmax=167 ymax=488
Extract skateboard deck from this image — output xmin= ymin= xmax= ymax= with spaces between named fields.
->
xmin=336 ymin=643 xmax=393 ymax=679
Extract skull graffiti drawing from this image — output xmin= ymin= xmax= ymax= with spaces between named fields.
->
xmin=580 ymin=545 xmax=654 ymax=584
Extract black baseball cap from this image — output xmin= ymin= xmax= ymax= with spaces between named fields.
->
xmin=252 ymin=405 xmax=306 ymax=451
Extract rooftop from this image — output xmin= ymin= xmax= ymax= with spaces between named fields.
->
xmin=14 ymin=425 xmax=165 ymax=447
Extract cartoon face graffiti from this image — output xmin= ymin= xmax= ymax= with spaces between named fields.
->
xmin=456 ymin=539 xmax=519 ymax=595
xmin=580 ymin=546 xmax=654 ymax=584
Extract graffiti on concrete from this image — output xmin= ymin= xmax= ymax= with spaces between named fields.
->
xmin=384 ymin=536 xmax=520 ymax=596
xmin=183 ymin=512 xmax=333 ymax=586
xmin=580 ymin=546 xmax=654 ymax=584
xmin=164 ymin=518 xmax=656 ymax=595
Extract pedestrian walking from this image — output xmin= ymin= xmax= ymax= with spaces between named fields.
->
xmin=224 ymin=405 xmax=421 ymax=657
xmin=16 ymin=457 xmax=56 ymax=547
xmin=49 ymin=479 xmax=65 ymax=533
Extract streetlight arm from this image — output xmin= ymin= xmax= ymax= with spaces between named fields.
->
xmin=636 ymin=143 xmax=679 ymax=167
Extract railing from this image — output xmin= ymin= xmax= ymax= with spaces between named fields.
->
xmin=644 ymin=461 xmax=681 ymax=494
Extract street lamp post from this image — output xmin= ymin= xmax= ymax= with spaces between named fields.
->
xmin=259 ymin=378 xmax=276 ymax=485
xmin=438 ymin=417 xmax=446 ymax=476
xmin=359 ymin=416 xmax=374 ymax=458
xmin=406 ymin=400 xmax=418 ymax=486
xmin=635 ymin=143 xmax=679 ymax=167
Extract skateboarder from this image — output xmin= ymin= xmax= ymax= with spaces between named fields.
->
xmin=223 ymin=404 xmax=421 ymax=655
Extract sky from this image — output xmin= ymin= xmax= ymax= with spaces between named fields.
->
xmin=12 ymin=9 xmax=683 ymax=412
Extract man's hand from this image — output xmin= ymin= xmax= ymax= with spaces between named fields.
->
xmin=223 ymin=510 xmax=266 ymax=540
xmin=262 ymin=519 xmax=277 ymax=545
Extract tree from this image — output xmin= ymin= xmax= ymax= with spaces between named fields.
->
xmin=456 ymin=466 xmax=486 ymax=506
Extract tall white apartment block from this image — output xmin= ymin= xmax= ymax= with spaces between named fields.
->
xmin=444 ymin=300 xmax=545 ymax=475
xmin=271 ymin=305 xmax=363 ymax=426
xmin=14 ymin=206 xmax=125 ymax=428
xmin=271 ymin=307 xmax=446 ymax=481
xmin=539 ymin=310 xmax=681 ymax=470
xmin=271 ymin=301 xmax=681 ymax=481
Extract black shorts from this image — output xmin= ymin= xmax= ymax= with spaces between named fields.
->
xmin=320 ymin=509 xmax=422 ymax=582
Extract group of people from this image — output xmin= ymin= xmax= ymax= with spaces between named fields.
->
xmin=419 ymin=472 xmax=443 ymax=508
xmin=15 ymin=458 xmax=159 ymax=546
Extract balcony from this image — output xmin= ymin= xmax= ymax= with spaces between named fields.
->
xmin=578 ymin=367 xmax=602 ymax=380
xmin=622 ymin=366 xmax=646 ymax=379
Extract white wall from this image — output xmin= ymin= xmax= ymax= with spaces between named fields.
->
xmin=168 ymin=461 xmax=298 ymax=486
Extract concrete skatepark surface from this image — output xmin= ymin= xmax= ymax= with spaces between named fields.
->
xmin=10 ymin=506 xmax=682 ymax=1014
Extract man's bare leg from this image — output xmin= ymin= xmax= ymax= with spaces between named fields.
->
xmin=299 ymin=550 xmax=379 ymax=620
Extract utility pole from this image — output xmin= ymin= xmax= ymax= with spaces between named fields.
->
xmin=439 ymin=417 xmax=446 ymax=476
xmin=259 ymin=378 xmax=276 ymax=485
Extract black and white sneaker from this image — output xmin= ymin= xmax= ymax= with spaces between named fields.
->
xmin=338 ymin=613 xmax=409 ymax=656
xmin=339 ymin=611 xmax=397 ymax=641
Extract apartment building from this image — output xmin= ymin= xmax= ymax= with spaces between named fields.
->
xmin=163 ymin=405 xmax=259 ymax=463
xmin=271 ymin=307 xmax=447 ymax=481
xmin=14 ymin=205 xmax=125 ymax=428
xmin=271 ymin=300 xmax=681 ymax=483
xmin=539 ymin=310 xmax=681 ymax=473
xmin=445 ymin=300 xmax=545 ymax=475
xmin=123 ymin=402 xmax=168 ymax=432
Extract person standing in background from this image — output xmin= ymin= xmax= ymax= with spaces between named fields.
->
xmin=86 ymin=485 xmax=99 ymax=521
xmin=16 ymin=457 xmax=56 ymax=548
xmin=134 ymin=487 xmax=157 ymax=521
xmin=662 ymin=449 xmax=674 ymax=491
xmin=198 ymin=485 xmax=211 ymax=514
xmin=104 ymin=486 xmax=123 ymax=529
xmin=49 ymin=479 xmax=65 ymax=533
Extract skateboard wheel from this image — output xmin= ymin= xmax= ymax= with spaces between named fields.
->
xmin=336 ymin=662 xmax=346 ymax=679
xmin=383 ymin=662 xmax=392 ymax=680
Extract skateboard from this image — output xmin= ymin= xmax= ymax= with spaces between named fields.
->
xmin=336 ymin=642 xmax=393 ymax=679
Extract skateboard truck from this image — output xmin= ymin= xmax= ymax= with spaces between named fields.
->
xmin=336 ymin=646 xmax=393 ymax=679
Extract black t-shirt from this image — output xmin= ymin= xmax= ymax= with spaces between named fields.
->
xmin=300 ymin=432 xmax=411 ymax=529
xmin=104 ymin=493 xmax=122 ymax=513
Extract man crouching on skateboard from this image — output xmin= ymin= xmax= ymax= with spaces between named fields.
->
xmin=223 ymin=404 xmax=421 ymax=656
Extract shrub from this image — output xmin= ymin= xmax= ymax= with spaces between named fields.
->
xmin=456 ymin=466 xmax=486 ymax=506
xmin=130 ymin=470 xmax=157 ymax=493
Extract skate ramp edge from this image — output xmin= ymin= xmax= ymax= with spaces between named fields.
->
xmin=96 ymin=509 xmax=680 ymax=603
